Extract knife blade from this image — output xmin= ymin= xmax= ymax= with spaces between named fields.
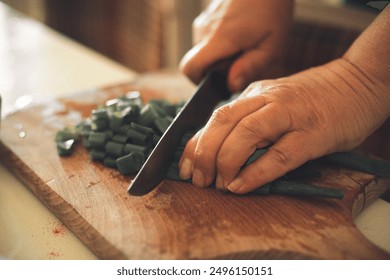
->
xmin=128 ymin=58 xmax=235 ymax=196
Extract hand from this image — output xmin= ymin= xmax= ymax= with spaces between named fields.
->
xmin=180 ymin=0 xmax=294 ymax=92
xmin=178 ymin=58 xmax=390 ymax=194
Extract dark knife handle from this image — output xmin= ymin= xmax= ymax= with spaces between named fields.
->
xmin=207 ymin=53 xmax=240 ymax=75
xmin=205 ymin=53 xmax=242 ymax=98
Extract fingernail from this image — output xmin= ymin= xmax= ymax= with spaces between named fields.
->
xmin=227 ymin=177 xmax=244 ymax=193
xmin=179 ymin=158 xmax=192 ymax=180
xmin=192 ymin=169 xmax=205 ymax=188
xmin=215 ymin=174 xmax=224 ymax=190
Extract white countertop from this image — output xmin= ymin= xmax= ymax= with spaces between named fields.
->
xmin=0 ymin=2 xmax=389 ymax=259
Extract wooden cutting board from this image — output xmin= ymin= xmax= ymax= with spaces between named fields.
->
xmin=1 ymin=72 xmax=389 ymax=260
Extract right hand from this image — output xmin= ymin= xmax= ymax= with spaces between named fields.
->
xmin=180 ymin=0 xmax=294 ymax=92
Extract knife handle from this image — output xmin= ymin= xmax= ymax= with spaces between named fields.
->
xmin=207 ymin=53 xmax=241 ymax=75
xmin=205 ymin=53 xmax=242 ymax=98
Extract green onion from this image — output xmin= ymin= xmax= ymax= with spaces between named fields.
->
xmin=130 ymin=122 xmax=155 ymax=136
xmin=105 ymin=141 xmax=124 ymax=158
xmin=137 ymin=104 xmax=160 ymax=127
xmin=109 ymin=111 xmax=123 ymax=132
xmin=56 ymin=139 xmax=75 ymax=156
xmin=123 ymin=143 xmax=148 ymax=155
xmin=89 ymin=149 xmax=106 ymax=161
xmin=154 ymin=116 xmax=173 ymax=135
xmin=112 ymin=134 xmax=128 ymax=144
xmin=116 ymin=151 xmax=145 ymax=175
xmin=116 ymin=124 xmax=131 ymax=135
xmin=325 ymin=152 xmax=390 ymax=178
xmin=104 ymin=157 xmax=117 ymax=168
xmin=55 ymin=127 xmax=78 ymax=142
xmin=151 ymin=135 xmax=160 ymax=146
xmin=91 ymin=108 xmax=109 ymax=120
xmin=88 ymin=132 xmax=107 ymax=149
xmin=91 ymin=119 xmax=108 ymax=131
xmin=127 ymin=129 xmax=151 ymax=145
xmin=55 ymin=92 xmax=185 ymax=176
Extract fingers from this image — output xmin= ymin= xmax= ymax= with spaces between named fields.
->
xmin=179 ymin=36 xmax=239 ymax=85
xmin=179 ymin=95 xmax=267 ymax=188
xmin=216 ymin=101 xmax=292 ymax=189
xmin=226 ymin=133 xmax=317 ymax=194
xmin=180 ymin=35 xmax=283 ymax=93
xmin=178 ymin=129 xmax=201 ymax=180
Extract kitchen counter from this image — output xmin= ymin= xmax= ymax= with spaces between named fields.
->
xmin=0 ymin=2 xmax=389 ymax=259
xmin=0 ymin=2 xmax=135 ymax=259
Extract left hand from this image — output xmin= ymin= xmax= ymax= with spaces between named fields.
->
xmin=178 ymin=58 xmax=390 ymax=194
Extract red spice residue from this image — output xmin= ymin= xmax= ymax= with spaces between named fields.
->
xmin=48 ymin=251 xmax=61 ymax=257
xmin=52 ymin=222 xmax=67 ymax=236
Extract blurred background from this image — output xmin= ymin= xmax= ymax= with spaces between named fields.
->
xmin=1 ymin=0 xmax=380 ymax=74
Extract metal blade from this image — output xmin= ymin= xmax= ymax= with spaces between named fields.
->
xmin=128 ymin=64 xmax=232 ymax=196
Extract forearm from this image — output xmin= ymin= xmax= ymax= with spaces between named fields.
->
xmin=343 ymin=4 xmax=390 ymax=117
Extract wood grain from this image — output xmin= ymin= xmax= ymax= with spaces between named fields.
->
xmin=0 ymin=72 xmax=389 ymax=259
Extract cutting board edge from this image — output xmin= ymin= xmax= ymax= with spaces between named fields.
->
xmin=0 ymin=140 xmax=126 ymax=260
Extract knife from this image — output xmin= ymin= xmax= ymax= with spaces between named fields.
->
xmin=128 ymin=57 xmax=235 ymax=196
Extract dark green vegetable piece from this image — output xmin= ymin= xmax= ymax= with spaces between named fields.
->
xmin=88 ymin=132 xmax=108 ymax=149
xmin=104 ymin=130 xmax=114 ymax=140
xmin=104 ymin=157 xmax=117 ymax=168
xmin=116 ymin=124 xmax=131 ymax=135
xmin=130 ymin=122 xmax=155 ymax=136
xmin=325 ymin=152 xmax=390 ymax=178
xmin=116 ymin=151 xmax=145 ymax=175
xmin=82 ymin=136 xmax=91 ymax=149
xmin=179 ymin=131 xmax=196 ymax=148
xmin=148 ymin=99 xmax=178 ymax=117
xmin=89 ymin=149 xmax=106 ymax=161
xmin=109 ymin=111 xmax=124 ymax=132
xmin=91 ymin=108 xmax=109 ymax=120
xmin=105 ymin=98 xmax=119 ymax=109
xmin=123 ymin=143 xmax=148 ymax=155
xmin=56 ymin=139 xmax=75 ymax=156
xmin=78 ymin=122 xmax=92 ymax=137
xmin=105 ymin=141 xmax=124 ymax=158
xmin=151 ymin=102 xmax=169 ymax=118
xmin=245 ymin=149 xmax=267 ymax=166
xmin=127 ymin=129 xmax=150 ymax=145
xmin=118 ymin=106 xmax=137 ymax=123
xmin=151 ymin=135 xmax=161 ymax=146
xmin=137 ymin=104 xmax=160 ymax=127
xmin=154 ymin=116 xmax=173 ymax=135
xmin=253 ymin=181 xmax=344 ymax=199
xmin=55 ymin=127 xmax=78 ymax=142
xmin=166 ymin=160 xmax=192 ymax=183
xmin=112 ymin=134 xmax=128 ymax=144
xmin=91 ymin=119 xmax=108 ymax=131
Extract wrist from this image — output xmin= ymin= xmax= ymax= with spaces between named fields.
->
xmin=342 ymin=5 xmax=390 ymax=117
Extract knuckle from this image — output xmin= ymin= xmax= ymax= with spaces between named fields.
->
xmin=209 ymin=104 xmax=234 ymax=127
xmin=193 ymin=147 xmax=212 ymax=169
xmin=238 ymin=116 xmax=266 ymax=138
xmin=237 ymin=113 xmax=280 ymax=143
xmin=267 ymin=146 xmax=293 ymax=167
